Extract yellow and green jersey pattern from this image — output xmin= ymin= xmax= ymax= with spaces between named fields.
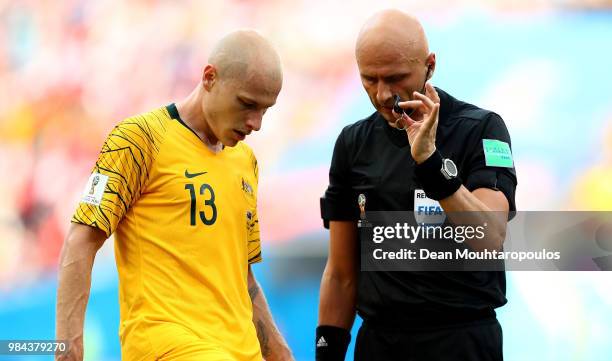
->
xmin=73 ymin=104 xmax=262 ymax=360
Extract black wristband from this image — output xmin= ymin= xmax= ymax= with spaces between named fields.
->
xmin=315 ymin=325 xmax=351 ymax=361
xmin=414 ymin=150 xmax=462 ymax=200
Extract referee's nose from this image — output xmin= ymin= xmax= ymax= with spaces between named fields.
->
xmin=376 ymin=82 xmax=392 ymax=108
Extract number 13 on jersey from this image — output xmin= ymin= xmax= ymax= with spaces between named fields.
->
xmin=185 ymin=183 xmax=217 ymax=226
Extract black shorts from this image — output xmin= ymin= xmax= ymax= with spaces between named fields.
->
xmin=354 ymin=317 xmax=503 ymax=361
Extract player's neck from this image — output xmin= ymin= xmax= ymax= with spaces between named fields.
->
xmin=176 ymin=88 xmax=223 ymax=153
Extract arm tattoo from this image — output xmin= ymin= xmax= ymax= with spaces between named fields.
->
xmin=249 ymin=284 xmax=260 ymax=300
xmin=256 ymin=319 xmax=270 ymax=357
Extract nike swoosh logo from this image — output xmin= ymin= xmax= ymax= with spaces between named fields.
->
xmin=185 ymin=170 xmax=207 ymax=178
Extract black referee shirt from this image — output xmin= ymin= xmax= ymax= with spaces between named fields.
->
xmin=321 ymin=87 xmax=518 ymax=325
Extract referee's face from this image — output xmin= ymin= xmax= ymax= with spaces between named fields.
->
xmin=357 ymin=46 xmax=431 ymax=125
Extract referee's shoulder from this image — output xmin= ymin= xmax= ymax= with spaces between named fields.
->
xmin=337 ymin=111 xmax=378 ymax=145
xmin=446 ymin=94 xmax=508 ymax=133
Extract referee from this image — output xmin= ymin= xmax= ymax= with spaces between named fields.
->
xmin=316 ymin=10 xmax=517 ymax=361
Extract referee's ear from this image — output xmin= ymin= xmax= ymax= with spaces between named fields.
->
xmin=425 ymin=52 xmax=436 ymax=80
xmin=202 ymin=64 xmax=217 ymax=90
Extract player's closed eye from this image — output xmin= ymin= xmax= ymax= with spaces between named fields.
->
xmin=238 ymin=97 xmax=256 ymax=109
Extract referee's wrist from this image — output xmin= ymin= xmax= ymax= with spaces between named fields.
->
xmin=414 ymin=150 xmax=462 ymax=201
xmin=415 ymin=148 xmax=436 ymax=165
xmin=315 ymin=325 xmax=351 ymax=361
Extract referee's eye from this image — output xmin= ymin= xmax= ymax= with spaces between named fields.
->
xmin=384 ymin=74 xmax=407 ymax=84
xmin=362 ymin=75 xmax=376 ymax=84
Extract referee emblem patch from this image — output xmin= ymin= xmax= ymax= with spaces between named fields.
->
xmin=483 ymin=139 xmax=514 ymax=168
xmin=414 ymin=189 xmax=446 ymax=225
xmin=81 ymin=172 xmax=108 ymax=206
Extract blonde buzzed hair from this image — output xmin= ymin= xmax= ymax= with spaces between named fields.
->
xmin=208 ymin=30 xmax=282 ymax=82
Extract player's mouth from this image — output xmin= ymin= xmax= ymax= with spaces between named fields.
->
xmin=234 ymin=130 xmax=248 ymax=140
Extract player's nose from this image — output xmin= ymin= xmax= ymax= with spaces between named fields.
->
xmin=245 ymin=112 xmax=262 ymax=132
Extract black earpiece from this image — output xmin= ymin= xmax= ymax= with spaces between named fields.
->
xmin=392 ymin=64 xmax=433 ymax=118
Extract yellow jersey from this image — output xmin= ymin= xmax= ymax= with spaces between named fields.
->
xmin=72 ymin=104 xmax=262 ymax=360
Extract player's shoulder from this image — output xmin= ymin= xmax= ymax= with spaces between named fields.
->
xmin=235 ymin=140 xmax=255 ymax=156
xmin=233 ymin=141 xmax=257 ymax=165
xmin=116 ymin=106 xmax=172 ymax=136
xmin=106 ymin=106 xmax=172 ymax=149
xmin=233 ymin=141 xmax=259 ymax=177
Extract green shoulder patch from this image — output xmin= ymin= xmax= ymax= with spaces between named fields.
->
xmin=483 ymin=139 xmax=514 ymax=168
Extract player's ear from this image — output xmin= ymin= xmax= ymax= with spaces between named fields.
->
xmin=202 ymin=64 xmax=217 ymax=90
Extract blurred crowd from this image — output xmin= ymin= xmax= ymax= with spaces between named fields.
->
xmin=0 ymin=0 xmax=356 ymax=290
xmin=1 ymin=0 xmax=611 ymax=292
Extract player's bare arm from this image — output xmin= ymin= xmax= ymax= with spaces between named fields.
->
xmin=248 ymin=266 xmax=294 ymax=361
xmin=55 ymin=223 xmax=106 ymax=361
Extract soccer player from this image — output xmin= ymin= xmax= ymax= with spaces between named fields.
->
xmin=56 ymin=30 xmax=294 ymax=361
xmin=317 ymin=10 xmax=517 ymax=361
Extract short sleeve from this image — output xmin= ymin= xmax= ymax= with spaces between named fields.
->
xmin=247 ymin=207 xmax=262 ymax=264
xmin=72 ymin=115 xmax=163 ymax=237
xmin=247 ymin=150 xmax=262 ymax=264
xmin=321 ymin=129 xmax=359 ymax=229
xmin=463 ymin=113 xmax=518 ymax=213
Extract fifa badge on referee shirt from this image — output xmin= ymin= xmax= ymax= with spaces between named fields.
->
xmin=357 ymin=193 xmax=372 ymax=228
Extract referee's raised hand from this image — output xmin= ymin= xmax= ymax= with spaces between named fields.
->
xmin=393 ymin=82 xmax=441 ymax=164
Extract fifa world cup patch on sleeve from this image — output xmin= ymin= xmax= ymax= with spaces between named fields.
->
xmin=483 ymin=139 xmax=514 ymax=168
xmin=81 ymin=172 xmax=108 ymax=206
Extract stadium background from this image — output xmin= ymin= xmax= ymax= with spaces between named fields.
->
xmin=1 ymin=0 xmax=611 ymax=360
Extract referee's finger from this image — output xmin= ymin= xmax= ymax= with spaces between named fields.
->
xmin=425 ymin=82 xmax=440 ymax=103
xmin=403 ymin=113 xmax=417 ymax=128
xmin=397 ymin=100 xmax=423 ymax=112
xmin=421 ymin=103 xmax=440 ymax=133
xmin=392 ymin=109 xmax=416 ymax=129
xmin=413 ymin=91 xmax=435 ymax=110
